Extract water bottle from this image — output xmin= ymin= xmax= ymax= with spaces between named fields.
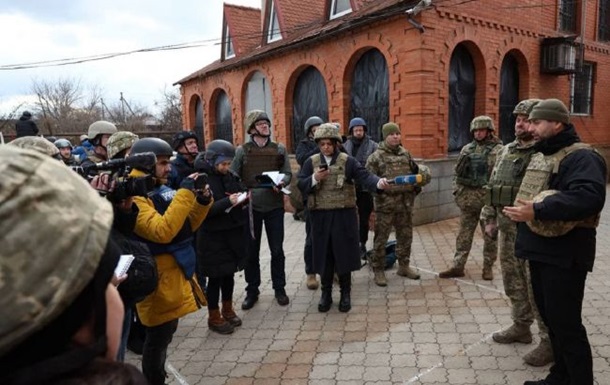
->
xmin=389 ymin=174 xmax=422 ymax=185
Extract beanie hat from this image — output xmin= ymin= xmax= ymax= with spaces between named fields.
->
xmin=528 ymin=98 xmax=570 ymax=124
xmin=382 ymin=122 xmax=400 ymax=139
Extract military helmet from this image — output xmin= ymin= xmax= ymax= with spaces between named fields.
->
xmin=171 ymin=130 xmax=199 ymax=151
xmin=130 ymin=137 xmax=173 ymax=158
xmin=88 ymin=120 xmax=118 ymax=141
xmin=348 ymin=117 xmax=367 ymax=134
xmin=0 ymin=145 xmax=113 ymax=357
xmin=9 ymin=136 xmax=60 ymax=158
xmin=417 ymin=164 xmax=432 ymax=186
xmin=53 ymin=138 xmax=73 ymax=150
xmin=513 ymin=99 xmax=542 ymax=116
xmin=314 ymin=123 xmax=342 ymax=143
xmin=304 ymin=116 xmax=324 ymax=136
xmin=106 ymin=131 xmax=139 ymax=159
xmin=244 ymin=110 xmax=271 ymax=134
xmin=526 ymin=190 xmax=580 ymax=237
xmin=470 ymin=115 xmax=495 ymax=132
xmin=204 ymin=139 xmax=235 ymax=161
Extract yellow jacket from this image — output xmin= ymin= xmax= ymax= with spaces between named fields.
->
xmin=133 ymin=175 xmax=211 ymax=327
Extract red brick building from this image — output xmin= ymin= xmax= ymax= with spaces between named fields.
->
xmin=176 ymin=0 xmax=610 ymax=223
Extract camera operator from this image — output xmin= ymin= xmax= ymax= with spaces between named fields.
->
xmin=127 ymin=137 xmax=212 ymax=385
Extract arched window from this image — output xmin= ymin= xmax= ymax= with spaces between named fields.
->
xmin=349 ymin=49 xmax=389 ymax=142
xmin=448 ymin=44 xmax=476 ymax=152
xmin=291 ymin=66 xmax=328 ymax=152
xmin=215 ymin=90 xmax=233 ymax=142
xmin=244 ymin=71 xmax=273 ymax=141
xmin=499 ymin=54 xmax=520 ymax=144
xmin=193 ymin=96 xmax=205 ymax=148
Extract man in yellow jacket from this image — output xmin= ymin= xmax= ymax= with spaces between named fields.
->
xmin=129 ymin=137 xmax=212 ymax=385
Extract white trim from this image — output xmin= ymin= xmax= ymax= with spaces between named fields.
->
xmin=267 ymin=0 xmax=282 ymax=43
xmin=330 ymin=0 xmax=352 ymax=19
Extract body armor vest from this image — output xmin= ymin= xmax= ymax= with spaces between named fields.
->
xmin=515 ymin=143 xmax=600 ymax=232
xmin=378 ymin=149 xmax=416 ymax=193
xmin=241 ymin=142 xmax=281 ymax=188
xmin=307 ymin=153 xmax=357 ymax=210
xmin=485 ymin=142 xmax=535 ymax=206
xmin=455 ymin=142 xmax=494 ymax=187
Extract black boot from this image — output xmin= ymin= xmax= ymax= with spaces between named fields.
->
xmin=318 ymin=268 xmax=334 ymax=312
xmin=338 ymin=273 xmax=351 ymax=312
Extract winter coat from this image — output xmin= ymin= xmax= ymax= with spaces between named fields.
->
xmin=132 ymin=170 xmax=211 ymax=327
xmin=196 ymin=161 xmax=248 ymax=278
xmin=168 ymin=153 xmax=196 ymax=190
xmin=297 ymin=150 xmax=380 ymax=275
xmin=15 ymin=117 xmax=39 ymax=137
xmin=295 ymin=138 xmax=319 ymax=167
xmin=515 ymin=125 xmax=607 ymax=272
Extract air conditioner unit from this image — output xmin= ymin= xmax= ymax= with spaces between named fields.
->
xmin=540 ymin=36 xmax=579 ymax=75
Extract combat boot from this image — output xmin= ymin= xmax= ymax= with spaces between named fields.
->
xmin=438 ymin=267 xmax=465 ymax=278
xmin=338 ymin=274 xmax=351 ymax=312
xmin=306 ymin=274 xmax=319 ymax=290
xmin=523 ymin=339 xmax=554 ymax=367
xmin=318 ymin=268 xmax=333 ymax=312
xmin=221 ymin=300 xmax=242 ymax=327
xmin=208 ymin=308 xmax=234 ymax=334
xmin=397 ymin=264 xmax=420 ymax=280
xmin=492 ymin=323 xmax=532 ymax=344
xmin=373 ymin=270 xmax=387 ymax=286
xmin=482 ymin=266 xmax=494 ymax=280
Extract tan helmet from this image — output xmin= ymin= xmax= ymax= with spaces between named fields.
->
xmin=417 ymin=164 xmax=432 ymax=186
xmin=314 ymin=123 xmax=342 ymax=142
xmin=106 ymin=131 xmax=139 ymax=159
xmin=88 ymin=120 xmax=118 ymax=141
xmin=9 ymin=136 xmax=60 ymax=158
xmin=244 ymin=110 xmax=271 ymax=135
xmin=470 ymin=115 xmax=495 ymax=132
xmin=526 ymin=190 xmax=579 ymax=237
xmin=513 ymin=99 xmax=542 ymax=116
xmin=0 ymin=145 xmax=113 ymax=357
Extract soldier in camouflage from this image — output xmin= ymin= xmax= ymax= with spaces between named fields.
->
xmin=81 ymin=120 xmax=118 ymax=176
xmin=440 ymin=115 xmax=502 ymax=280
xmin=480 ymin=99 xmax=553 ymax=366
xmin=366 ymin=122 xmax=431 ymax=286
xmin=9 ymin=136 xmax=61 ymax=159
xmin=504 ymin=99 xmax=606 ymax=385
xmin=106 ymin=131 xmax=139 ymax=160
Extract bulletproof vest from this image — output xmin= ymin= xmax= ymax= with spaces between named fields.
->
xmin=455 ymin=142 xmax=494 ymax=187
xmin=378 ymin=148 xmax=416 ymax=193
xmin=241 ymin=142 xmax=281 ymax=188
xmin=307 ymin=153 xmax=357 ymax=210
xmin=515 ymin=142 xmax=600 ymax=234
xmin=485 ymin=142 xmax=535 ymax=206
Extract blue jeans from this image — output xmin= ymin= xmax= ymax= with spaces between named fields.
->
xmin=245 ymin=207 xmax=286 ymax=295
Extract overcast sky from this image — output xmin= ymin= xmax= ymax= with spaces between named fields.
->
xmin=0 ymin=0 xmax=261 ymax=116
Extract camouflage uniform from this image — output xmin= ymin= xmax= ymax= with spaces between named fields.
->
xmin=9 ymin=136 xmax=60 ymax=158
xmin=441 ymin=116 xmax=502 ymax=279
xmin=366 ymin=139 xmax=429 ymax=283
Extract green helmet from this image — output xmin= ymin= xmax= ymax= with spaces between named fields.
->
xmin=417 ymin=164 xmax=432 ymax=186
xmin=314 ymin=123 xmax=342 ymax=142
xmin=513 ymin=99 xmax=541 ymax=116
xmin=0 ymin=145 xmax=113 ymax=357
xmin=526 ymin=190 xmax=579 ymax=237
xmin=470 ymin=115 xmax=495 ymax=132
xmin=106 ymin=131 xmax=139 ymax=159
xmin=88 ymin=120 xmax=118 ymax=141
xmin=244 ymin=110 xmax=271 ymax=135
xmin=9 ymin=136 xmax=60 ymax=158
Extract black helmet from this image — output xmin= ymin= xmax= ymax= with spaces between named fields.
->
xmin=130 ymin=138 xmax=173 ymax=158
xmin=304 ymin=116 xmax=324 ymax=136
xmin=171 ymin=130 xmax=199 ymax=151
xmin=195 ymin=139 xmax=235 ymax=170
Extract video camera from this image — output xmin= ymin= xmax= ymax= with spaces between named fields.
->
xmin=73 ymin=152 xmax=157 ymax=202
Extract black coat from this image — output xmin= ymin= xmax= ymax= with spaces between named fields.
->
xmin=15 ymin=117 xmax=39 ymax=137
xmin=295 ymin=138 xmax=319 ymax=167
xmin=297 ymin=151 xmax=380 ymax=275
xmin=196 ymin=161 xmax=248 ymax=278
xmin=515 ymin=125 xmax=607 ymax=271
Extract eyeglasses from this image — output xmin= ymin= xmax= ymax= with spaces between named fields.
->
xmin=255 ymin=121 xmax=269 ymax=127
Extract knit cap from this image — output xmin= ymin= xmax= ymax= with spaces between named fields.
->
xmin=382 ymin=122 xmax=400 ymax=139
xmin=528 ymin=98 xmax=570 ymax=124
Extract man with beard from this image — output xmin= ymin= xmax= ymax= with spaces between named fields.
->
xmin=440 ymin=116 xmax=502 ymax=280
xmin=504 ymin=99 xmax=606 ymax=385
xmin=481 ymin=99 xmax=553 ymax=367
xmin=169 ymin=131 xmax=200 ymax=189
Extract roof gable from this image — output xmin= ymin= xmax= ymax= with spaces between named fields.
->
xmin=276 ymin=0 xmax=326 ymax=37
xmin=223 ymin=4 xmax=261 ymax=57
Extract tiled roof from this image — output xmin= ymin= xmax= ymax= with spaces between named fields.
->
xmin=224 ymin=4 xmax=261 ymax=57
xmin=176 ymin=0 xmax=414 ymax=84
xmin=276 ymin=0 xmax=326 ymax=39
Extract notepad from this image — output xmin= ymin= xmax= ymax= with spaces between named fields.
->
xmin=114 ymin=254 xmax=135 ymax=278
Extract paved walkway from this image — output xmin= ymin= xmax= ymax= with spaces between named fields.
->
xmin=126 ymin=190 xmax=610 ymax=385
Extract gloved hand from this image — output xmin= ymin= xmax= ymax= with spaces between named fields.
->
xmin=180 ymin=177 xmax=196 ymax=191
xmin=196 ymin=188 xmax=212 ymax=205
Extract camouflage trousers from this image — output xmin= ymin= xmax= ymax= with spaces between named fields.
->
xmin=371 ymin=208 xmax=413 ymax=271
xmin=452 ymin=203 xmax=497 ymax=270
xmin=497 ymin=210 xmax=549 ymax=339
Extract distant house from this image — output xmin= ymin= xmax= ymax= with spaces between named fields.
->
xmin=176 ymin=0 xmax=610 ymax=223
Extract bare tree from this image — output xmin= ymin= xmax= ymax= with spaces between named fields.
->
xmin=156 ymin=86 xmax=183 ymax=132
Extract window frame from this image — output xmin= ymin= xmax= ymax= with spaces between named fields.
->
xmin=558 ymin=0 xmax=578 ymax=33
xmin=598 ymin=0 xmax=610 ymax=41
xmin=223 ymin=23 xmax=235 ymax=59
xmin=329 ymin=0 xmax=352 ymax=20
xmin=570 ymin=61 xmax=595 ymax=116
xmin=267 ymin=0 xmax=282 ymax=43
